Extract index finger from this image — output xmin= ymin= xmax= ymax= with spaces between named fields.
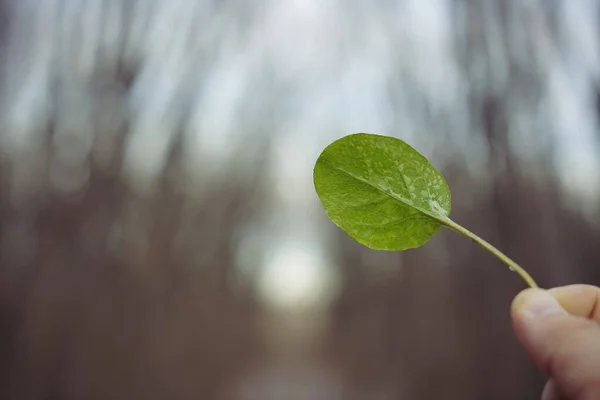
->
xmin=549 ymin=284 xmax=600 ymax=322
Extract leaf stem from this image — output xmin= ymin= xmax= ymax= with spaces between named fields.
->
xmin=442 ymin=218 xmax=538 ymax=289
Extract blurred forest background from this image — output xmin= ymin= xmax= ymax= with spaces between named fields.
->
xmin=0 ymin=1 xmax=599 ymax=399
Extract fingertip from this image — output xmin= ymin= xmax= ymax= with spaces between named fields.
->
xmin=512 ymin=288 xmax=543 ymax=312
xmin=512 ymin=288 xmax=567 ymax=320
xmin=511 ymin=287 xmax=600 ymax=399
xmin=549 ymin=285 xmax=600 ymax=321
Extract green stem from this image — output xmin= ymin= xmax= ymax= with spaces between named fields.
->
xmin=442 ymin=218 xmax=538 ymax=289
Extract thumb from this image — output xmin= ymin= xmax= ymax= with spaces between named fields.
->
xmin=512 ymin=288 xmax=600 ymax=399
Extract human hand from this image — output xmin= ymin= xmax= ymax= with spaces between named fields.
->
xmin=511 ymin=285 xmax=600 ymax=399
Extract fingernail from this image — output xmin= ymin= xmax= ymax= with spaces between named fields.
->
xmin=518 ymin=289 xmax=566 ymax=318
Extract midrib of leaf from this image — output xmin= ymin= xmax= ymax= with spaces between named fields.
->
xmin=321 ymin=161 xmax=450 ymax=225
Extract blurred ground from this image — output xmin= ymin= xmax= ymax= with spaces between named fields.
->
xmin=0 ymin=1 xmax=599 ymax=399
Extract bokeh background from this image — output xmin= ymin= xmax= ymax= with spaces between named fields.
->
xmin=0 ymin=1 xmax=599 ymax=399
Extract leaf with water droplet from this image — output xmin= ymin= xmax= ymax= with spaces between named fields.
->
xmin=313 ymin=132 xmax=538 ymax=288
xmin=313 ymin=133 xmax=451 ymax=251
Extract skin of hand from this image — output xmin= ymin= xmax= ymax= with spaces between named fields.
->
xmin=511 ymin=285 xmax=600 ymax=400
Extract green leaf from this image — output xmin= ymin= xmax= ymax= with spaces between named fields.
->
xmin=313 ymin=133 xmax=451 ymax=251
